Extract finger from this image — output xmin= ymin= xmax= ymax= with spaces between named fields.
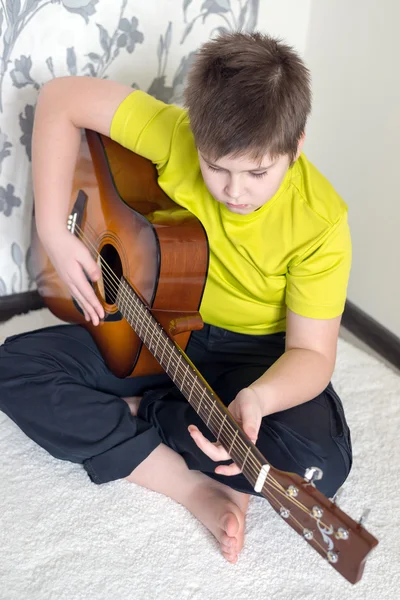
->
xmin=70 ymin=284 xmax=100 ymax=325
xmin=77 ymin=304 xmax=90 ymax=322
xmin=188 ymin=426 xmax=231 ymax=462
xmin=79 ymin=249 xmax=101 ymax=283
xmin=214 ymin=462 xmax=242 ymax=476
xmin=239 ymin=400 xmax=262 ymax=443
xmin=76 ymin=266 xmax=104 ymax=319
xmin=75 ymin=300 xmax=90 ymax=322
xmin=70 ymin=285 xmax=97 ymax=324
xmin=73 ymin=267 xmax=104 ymax=320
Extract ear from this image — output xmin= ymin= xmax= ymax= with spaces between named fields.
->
xmin=295 ymin=132 xmax=306 ymax=161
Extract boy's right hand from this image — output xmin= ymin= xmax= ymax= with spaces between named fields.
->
xmin=31 ymin=77 xmax=135 ymax=326
xmin=41 ymin=230 xmax=105 ymax=325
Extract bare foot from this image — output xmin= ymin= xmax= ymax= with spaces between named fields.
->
xmin=185 ymin=481 xmax=250 ymax=563
xmin=123 ymin=397 xmax=250 ymax=562
xmin=122 ymin=395 xmax=142 ymax=416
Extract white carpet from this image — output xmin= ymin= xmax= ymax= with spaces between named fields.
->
xmin=1 ymin=309 xmax=399 ymax=600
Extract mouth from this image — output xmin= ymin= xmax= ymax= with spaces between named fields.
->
xmin=226 ymin=202 xmax=250 ymax=209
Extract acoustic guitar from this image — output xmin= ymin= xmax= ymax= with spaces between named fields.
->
xmin=31 ymin=129 xmax=378 ymax=584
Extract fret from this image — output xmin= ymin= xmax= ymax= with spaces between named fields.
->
xmin=152 ymin=328 xmax=160 ymax=356
xmin=158 ymin=328 xmax=170 ymax=364
xmin=137 ymin=304 xmax=146 ymax=339
xmin=149 ymin=315 xmax=159 ymax=352
xmin=174 ymin=354 xmax=182 ymax=381
xmin=116 ymin=284 xmax=126 ymax=320
xmin=242 ymin=445 xmax=252 ymax=472
xmin=117 ymin=285 xmax=122 ymax=309
xmin=158 ymin=336 xmax=168 ymax=367
xmin=229 ymin=429 xmax=239 ymax=455
xmin=116 ymin=282 xmax=123 ymax=310
xmin=181 ymin=363 xmax=190 ymax=389
xmin=146 ymin=323 xmax=155 ymax=353
xmin=217 ymin=414 xmax=227 ymax=442
xmin=135 ymin=312 xmax=142 ymax=331
xmin=118 ymin=281 xmax=136 ymax=333
xmin=197 ymin=388 xmax=207 ymax=416
xmin=139 ymin=316 xmax=146 ymax=340
xmin=121 ymin=283 xmax=128 ymax=311
xmin=206 ymin=400 xmax=216 ymax=427
xmin=142 ymin=316 xmax=151 ymax=347
xmin=134 ymin=312 xmax=142 ymax=337
xmin=135 ymin=302 xmax=143 ymax=337
xmin=187 ymin=377 xmax=195 ymax=405
xmin=144 ymin=317 xmax=153 ymax=348
xmin=166 ymin=346 xmax=173 ymax=373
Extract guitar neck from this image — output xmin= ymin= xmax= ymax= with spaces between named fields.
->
xmin=116 ymin=277 xmax=265 ymax=491
xmin=116 ymin=278 xmax=379 ymax=586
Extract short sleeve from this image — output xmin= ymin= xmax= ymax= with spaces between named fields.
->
xmin=110 ymin=90 xmax=185 ymax=169
xmin=286 ymin=212 xmax=352 ymax=319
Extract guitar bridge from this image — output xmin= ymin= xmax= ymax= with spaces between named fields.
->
xmin=67 ymin=212 xmax=78 ymax=234
xmin=67 ymin=190 xmax=88 ymax=235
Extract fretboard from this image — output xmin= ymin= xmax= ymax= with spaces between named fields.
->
xmin=116 ymin=277 xmax=261 ymax=488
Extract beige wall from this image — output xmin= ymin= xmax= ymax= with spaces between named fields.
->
xmin=258 ymin=0 xmax=311 ymax=54
xmin=303 ymin=0 xmax=400 ymax=336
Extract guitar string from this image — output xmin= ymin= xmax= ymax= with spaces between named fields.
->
xmin=72 ymin=225 xmax=291 ymax=491
xmin=72 ymin=223 xmax=329 ymax=523
xmin=74 ymin=225 xmax=339 ymax=540
xmin=262 ymin=486 xmax=329 ymax=557
xmin=73 ymin=223 xmax=331 ymax=523
xmin=73 ymin=223 xmax=331 ymax=524
xmin=67 ymin=223 xmax=332 ymax=555
xmin=73 ymin=218 xmax=334 ymax=554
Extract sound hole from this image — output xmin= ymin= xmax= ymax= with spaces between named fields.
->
xmin=99 ymin=243 xmax=122 ymax=305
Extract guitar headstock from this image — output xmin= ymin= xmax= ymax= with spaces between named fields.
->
xmin=262 ymin=467 xmax=378 ymax=584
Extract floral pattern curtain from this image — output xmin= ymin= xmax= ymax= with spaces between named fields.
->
xmin=0 ymin=0 xmax=260 ymax=297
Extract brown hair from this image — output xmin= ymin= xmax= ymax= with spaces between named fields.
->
xmin=184 ymin=31 xmax=311 ymax=164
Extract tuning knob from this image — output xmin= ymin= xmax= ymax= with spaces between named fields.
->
xmin=331 ymin=487 xmax=344 ymax=505
xmin=304 ymin=466 xmax=323 ymax=485
xmin=358 ymin=508 xmax=371 ymax=528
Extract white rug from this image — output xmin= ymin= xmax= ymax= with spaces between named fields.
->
xmin=1 ymin=309 xmax=399 ymax=600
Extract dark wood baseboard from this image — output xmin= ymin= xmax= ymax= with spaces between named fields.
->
xmin=342 ymin=300 xmax=400 ymax=370
xmin=0 ymin=290 xmax=45 ymax=323
xmin=1 ymin=292 xmax=399 ymax=370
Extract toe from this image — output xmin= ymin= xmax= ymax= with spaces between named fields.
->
xmin=222 ymin=550 xmax=238 ymax=564
xmin=221 ymin=542 xmax=233 ymax=554
xmin=220 ymin=533 xmax=236 ymax=551
xmin=222 ymin=511 xmax=240 ymax=538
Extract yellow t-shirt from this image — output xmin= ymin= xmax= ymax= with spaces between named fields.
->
xmin=110 ymin=90 xmax=351 ymax=335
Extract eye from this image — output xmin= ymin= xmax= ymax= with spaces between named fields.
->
xmin=250 ymin=171 xmax=268 ymax=179
xmin=207 ymin=165 xmax=222 ymax=173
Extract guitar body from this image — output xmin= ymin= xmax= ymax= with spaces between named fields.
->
xmin=31 ymin=130 xmax=208 ymax=378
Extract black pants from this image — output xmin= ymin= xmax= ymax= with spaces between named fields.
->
xmin=0 ymin=323 xmax=352 ymax=498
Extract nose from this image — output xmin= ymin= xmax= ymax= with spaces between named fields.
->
xmin=225 ymin=175 xmax=243 ymax=201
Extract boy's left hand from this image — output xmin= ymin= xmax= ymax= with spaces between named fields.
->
xmin=188 ymin=387 xmax=263 ymax=476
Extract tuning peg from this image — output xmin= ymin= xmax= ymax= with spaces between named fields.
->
xmin=358 ymin=508 xmax=371 ymax=528
xmin=331 ymin=487 xmax=344 ymax=505
xmin=304 ymin=466 xmax=323 ymax=485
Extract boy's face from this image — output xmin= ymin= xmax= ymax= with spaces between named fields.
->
xmin=198 ymin=150 xmax=295 ymax=215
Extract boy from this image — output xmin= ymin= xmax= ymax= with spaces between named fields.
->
xmin=0 ymin=33 xmax=352 ymax=564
